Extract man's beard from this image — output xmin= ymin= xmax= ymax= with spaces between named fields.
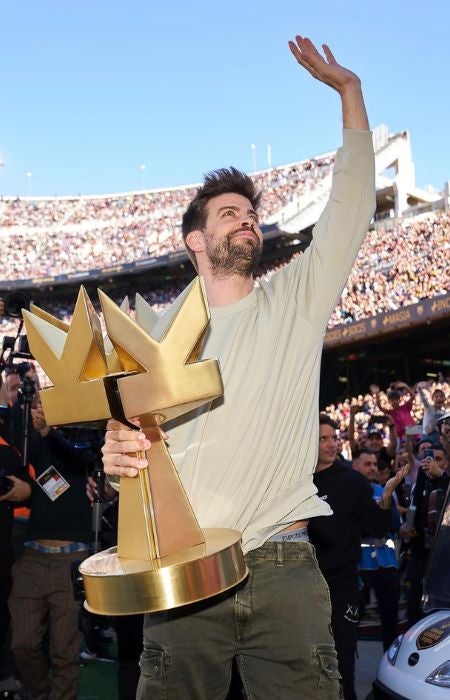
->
xmin=205 ymin=231 xmax=262 ymax=278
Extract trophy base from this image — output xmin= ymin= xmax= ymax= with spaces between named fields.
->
xmin=79 ymin=528 xmax=248 ymax=615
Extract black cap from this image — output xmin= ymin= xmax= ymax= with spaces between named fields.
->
xmin=368 ymin=428 xmax=384 ymax=438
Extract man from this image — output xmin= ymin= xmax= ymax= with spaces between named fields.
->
xmin=347 ymin=402 xmax=397 ymax=467
xmin=8 ymin=403 xmax=92 ymax=700
xmin=353 ymin=448 xmax=401 ymax=651
xmin=365 ymin=424 xmax=396 ymax=470
xmin=102 ymin=35 xmax=376 ymax=699
xmin=308 ymin=416 xmax=406 ymax=700
xmin=4 ymin=371 xmax=20 ymax=406
xmin=417 ymin=382 xmax=447 ymax=442
xmin=404 ymin=434 xmax=434 ymax=487
xmin=0 ymin=373 xmax=32 ymax=698
xmin=400 ymin=443 xmax=449 ymax=627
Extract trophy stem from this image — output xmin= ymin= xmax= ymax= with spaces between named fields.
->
xmin=117 ymin=427 xmax=205 ymax=562
xmin=137 ymin=451 xmax=160 ymax=559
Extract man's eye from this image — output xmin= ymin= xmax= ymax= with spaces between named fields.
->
xmin=223 ymin=210 xmax=235 ymax=217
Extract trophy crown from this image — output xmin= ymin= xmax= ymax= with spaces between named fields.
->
xmin=23 ymin=278 xmax=223 ymax=428
xmin=99 ymin=277 xmax=223 ymax=425
xmin=23 ymin=286 xmax=113 ymax=425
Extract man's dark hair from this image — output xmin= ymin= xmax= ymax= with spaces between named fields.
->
xmin=181 ymin=167 xmax=262 ymax=268
xmin=352 ymin=447 xmax=376 ymax=461
xmin=319 ymin=414 xmax=338 ymax=431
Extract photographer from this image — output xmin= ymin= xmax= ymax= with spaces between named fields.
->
xmin=0 ymin=373 xmax=33 ymax=698
xmin=7 ymin=401 xmax=92 ymax=700
xmin=4 ymin=364 xmax=40 ymax=552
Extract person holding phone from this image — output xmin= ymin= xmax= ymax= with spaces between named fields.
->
xmin=399 ymin=444 xmax=449 ymax=627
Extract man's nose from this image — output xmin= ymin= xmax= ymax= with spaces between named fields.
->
xmin=238 ymin=213 xmax=255 ymax=228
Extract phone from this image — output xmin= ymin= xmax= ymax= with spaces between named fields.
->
xmin=405 ymin=425 xmax=422 ymax=437
xmin=423 ymin=448 xmax=434 ymax=462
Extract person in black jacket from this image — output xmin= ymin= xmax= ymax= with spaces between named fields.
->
xmin=7 ymin=403 xmax=92 ymax=700
xmin=308 ymin=415 xmax=407 ymax=700
xmin=0 ymin=381 xmax=33 ymax=698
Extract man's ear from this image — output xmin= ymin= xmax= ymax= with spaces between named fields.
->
xmin=185 ymin=230 xmax=203 ymax=254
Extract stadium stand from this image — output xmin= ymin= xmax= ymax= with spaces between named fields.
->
xmin=0 ymin=153 xmax=334 ymax=281
xmin=0 ymin=125 xmax=449 ymax=393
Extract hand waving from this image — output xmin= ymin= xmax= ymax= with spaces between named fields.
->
xmin=288 ymin=36 xmax=361 ymax=94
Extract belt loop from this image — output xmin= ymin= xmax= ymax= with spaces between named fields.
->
xmin=276 ymin=542 xmax=283 ymax=567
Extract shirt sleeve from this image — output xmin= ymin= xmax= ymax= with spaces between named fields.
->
xmin=267 ymin=129 xmax=376 ymax=331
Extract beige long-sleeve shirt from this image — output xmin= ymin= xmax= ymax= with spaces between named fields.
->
xmin=155 ymin=129 xmax=376 ymax=554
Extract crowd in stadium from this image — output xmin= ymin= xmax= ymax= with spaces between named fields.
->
xmin=1 ymin=192 xmax=448 ymax=348
xmin=1 ymin=211 xmax=448 ymax=340
xmin=329 ymin=211 xmax=450 ymax=324
xmin=325 ymin=378 xmax=450 ymax=451
xmin=0 ymin=153 xmax=334 ymax=280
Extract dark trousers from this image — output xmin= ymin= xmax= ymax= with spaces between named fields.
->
xmin=359 ymin=567 xmax=400 ymax=651
xmin=403 ymin=555 xmax=428 ymax=628
xmin=329 ymin=586 xmax=360 ymax=700
xmin=9 ymin=548 xmax=87 ymax=700
xmin=116 ymin=613 xmax=144 ymax=700
xmin=0 ymin=575 xmax=15 ymax=682
xmin=138 ymin=541 xmax=340 ymax=700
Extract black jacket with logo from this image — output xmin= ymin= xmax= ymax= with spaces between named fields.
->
xmin=308 ymin=460 xmax=391 ymax=591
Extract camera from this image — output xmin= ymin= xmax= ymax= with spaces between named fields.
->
xmin=1 ymin=335 xmax=34 ymax=383
xmin=2 ymin=291 xmax=31 ymax=319
xmin=6 ymin=361 xmax=32 ymax=379
xmin=0 ymin=291 xmax=34 ymax=376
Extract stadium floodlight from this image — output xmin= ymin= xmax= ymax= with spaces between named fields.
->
xmin=26 ymin=171 xmax=32 ymax=196
xmin=250 ymin=144 xmax=256 ymax=172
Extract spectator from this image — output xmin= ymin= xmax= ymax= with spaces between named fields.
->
xmin=308 ymin=416 xmax=406 ymax=700
xmin=404 ymin=434 xmax=434 ymax=487
xmin=8 ymin=404 xmax=92 ymax=700
xmin=417 ymin=381 xmax=448 ymax=442
xmin=370 ymin=382 xmax=415 ymax=441
xmin=0 ymin=375 xmax=32 ymax=698
xmin=353 ymin=448 xmax=402 ymax=651
xmin=348 ymin=402 xmax=397 ymax=468
xmin=400 ymin=443 xmax=449 ymax=627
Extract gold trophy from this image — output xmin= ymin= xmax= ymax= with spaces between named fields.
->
xmin=23 ymin=279 xmax=247 ymax=614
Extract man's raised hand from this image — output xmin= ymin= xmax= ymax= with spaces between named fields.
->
xmin=288 ymin=36 xmax=361 ymax=94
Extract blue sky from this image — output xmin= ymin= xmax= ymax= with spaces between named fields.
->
xmin=1 ymin=0 xmax=448 ymax=197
